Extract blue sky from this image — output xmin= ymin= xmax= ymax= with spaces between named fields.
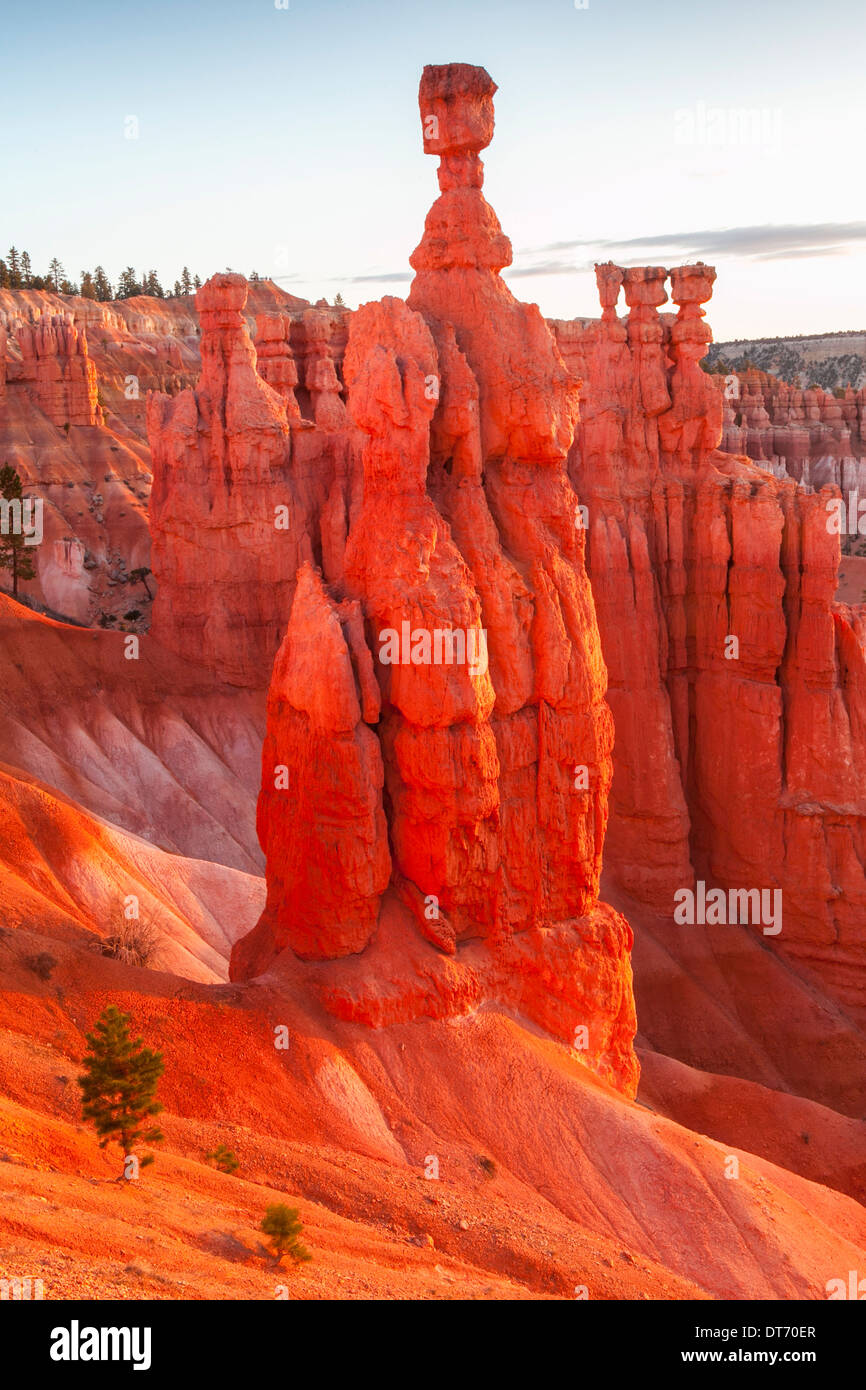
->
xmin=5 ymin=0 xmax=865 ymax=338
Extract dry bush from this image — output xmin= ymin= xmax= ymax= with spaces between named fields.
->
xmin=101 ymin=913 xmax=165 ymax=969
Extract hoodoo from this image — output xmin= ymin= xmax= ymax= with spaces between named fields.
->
xmin=559 ymin=261 xmax=866 ymax=1020
xmin=147 ymin=279 xmax=356 ymax=688
xmin=223 ymin=64 xmax=638 ymax=1096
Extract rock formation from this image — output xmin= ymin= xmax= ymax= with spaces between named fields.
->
xmin=714 ymin=367 xmax=866 ymax=494
xmin=224 ymin=64 xmax=637 ymax=1095
xmin=253 ymin=312 xmax=302 ymax=419
xmin=0 ymin=281 xmax=319 ymax=623
xmin=556 ymin=265 xmax=866 ymax=1020
xmin=302 ymin=308 xmax=349 ymax=429
xmin=145 ymin=58 xmax=866 ymax=1080
xmin=14 ymin=311 xmax=102 ymax=427
xmin=147 ymin=280 xmax=357 ymax=686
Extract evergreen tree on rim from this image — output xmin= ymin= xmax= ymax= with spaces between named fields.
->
xmin=117 ymin=267 xmax=140 ymax=299
xmin=93 ymin=266 xmax=113 ymax=301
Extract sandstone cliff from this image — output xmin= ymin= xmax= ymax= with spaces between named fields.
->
xmin=556 ymin=264 xmax=866 ymax=1021
xmin=713 ymin=366 xmax=866 ymax=494
xmin=0 ymin=281 xmax=308 ymax=624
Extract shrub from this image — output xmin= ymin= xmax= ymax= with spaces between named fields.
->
xmin=25 ymin=952 xmax=57 ymax=981
xmin=260 ymin=1204 xmax=311 ymax=1265
xmin=101 ymin=914 xmax=163 ymax=969
xmin=206 ymin=1144 xmax=239 ymax=1175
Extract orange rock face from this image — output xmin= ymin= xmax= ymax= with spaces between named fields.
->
xmin=558 ymin=265 xmax=866 ymax=1019
xmin=225 ymin=64 xmax=636 ymax=1095
xmin=0 ymin=285 xmax=211 ymax=622
xmin=148 ymin=279 xmax=356 ymax=687
xmin=234 ymin=563 xmax=390 ymax=966
xmin=14 ymin=311 xmax=102 ymax=427
xmin=713 ymin=367 xmax=866 ymax=492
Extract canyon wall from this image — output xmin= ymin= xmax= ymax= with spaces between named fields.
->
xmin=713 ymin=367 xmax=866 ymax=492
xmin=147 ymin=281 xmax=355 ymax=686
xmin=554 ymin=266 xmax=866 ymax=1021
xmin=0 ymin=282 xmax=309 ymax=625
xmin=13 ymin=311 xmax=102 ymax=427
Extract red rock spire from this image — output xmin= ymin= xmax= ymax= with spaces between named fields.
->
xmin=224 ymin=64 xmax=636 ymax=1094
xmin=410 ymin=63 xmax=512 ymax=279
xmin=419 ymin=62 xmax=497 ymax=193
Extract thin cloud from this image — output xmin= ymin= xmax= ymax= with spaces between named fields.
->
xmin=346 ymin=270 xmax=413 ymax=284
xmin=504 ymin=259 xmax=594 ymax=278
xmin=529 ymin=222 xmax=866 ymax=262
xmin=753 ymin=246 xmax=846 ymax=262
xmin=538 ymin=239 xmax=596 ymax=254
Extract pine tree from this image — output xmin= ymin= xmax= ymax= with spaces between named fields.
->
xmin=93 ymin=265 xmax=113 ymax=301
xmin=129 ymin=566 xmax=153 ymax=599
xmin=7 ymin=247 xmax=21 ymax=288
xmin=47 ymin=258 xmax=65 ymax=292
xmin=20 ymin=251 xmax=32 ymax=286
xmin=260 ymin=1204 xmax=311 ymax=1265
xmin=144 ymin=269 xmax=164 ymax=298
xmin=180 ymin=266 xmax=192 ymax=295
xmin=80 ymin=271 xmax=96 ymax=300
xmin=0 ymin=464 xmax=37 ymax=599
xmin=206 ymin=1143 xmax=239 ymax=1175
xmin=117 ymin=267 xmax=140 ymax=299
xmin=0 ymin=260 xmax=9 ymax=289
xmin=193 ymin=274 xmax=202 ymax=290
xmin=59 ymin=278 xmax=78 ymax=295
xmin=334 ymin=292 xmax=345 ymax=307
xmin=77 ymin=1005 xmax=164 ymax=1173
